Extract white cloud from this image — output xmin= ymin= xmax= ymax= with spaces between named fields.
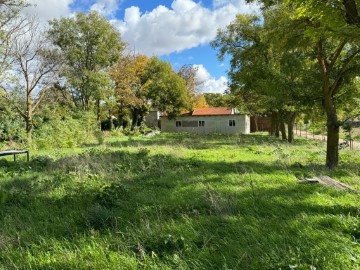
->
xmin=24 ymin=0 xmax=74 ymax=21
xmin=90 ymin=0 xmax=120 ymax=17
xmin=194 ymin=64 xmax=228 ymax=93
xmin=114 ymin=0 xmax=259 ymax=55
xmin=213 ymin=0 xmax=259 ymax=13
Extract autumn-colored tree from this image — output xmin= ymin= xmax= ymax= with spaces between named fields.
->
xmin=177 ymin=64 xmax=211 ymax=110
xmin=110 ymin=54 xmax=150 ymax=128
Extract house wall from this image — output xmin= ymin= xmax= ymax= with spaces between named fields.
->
xmin=161 ymin=115 xmax=250 ymax=134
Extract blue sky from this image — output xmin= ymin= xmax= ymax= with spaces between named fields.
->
xmin=25 ymin=0 xmax=259 ymax=93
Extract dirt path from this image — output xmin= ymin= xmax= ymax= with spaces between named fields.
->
xmin=294 ymin=129 xmax=360 ymax=149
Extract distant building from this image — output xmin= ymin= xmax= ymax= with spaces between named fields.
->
xmin=160 ymin=107 xmax=250 ymax=134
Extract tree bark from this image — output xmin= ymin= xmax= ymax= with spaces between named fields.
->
xmin=324 ymin=95 xmax=339 ymax=168
xmin=131 ymin=109 xmax=140 ymax=130
xmin=280 ymin=120 xmax=287 ymax=141
xmin=96 ymin=99 xmax=100 ymax=121
xmin=270 ymin=112 xmax=279 ymax=137
xmin=26 ymin=89 xmax=33 ymax=139
xmin=254 ymin=115 xmax=259 ymax=132
xmin=317 ymin=39 xmax=342 ymax=169
xmin=287 ymin=113 xmax=296 ymax=144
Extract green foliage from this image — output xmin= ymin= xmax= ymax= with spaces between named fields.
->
xmin=48 ymin=11 xmax=125 ymax=110
xmin=0 ymin=103 xmax=26 ymax=143
xmin=32 ymin=111 xmax=98 ymax=149
xmin=142 ymin=57 xmax=191 ymax=118
xmin=204 ymin=93 xmax=238 ymax=108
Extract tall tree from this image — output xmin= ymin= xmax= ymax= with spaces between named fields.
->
xmin=212 ymin=12 xmax=320 ymax=143
xmin=249 ymin=0 xmax=360 ymax=169
xmin=110 ymin=54 xmax=150 ymax=128
xmin=48 ymin=11 xmax=125 ymax=111
xmin=0 ymin=18 xmax=61 ymax=138
xmin=0 ymin=0 xmax=27 ymax=76
xmin=142 ymin=57 xmax=191 ymax=119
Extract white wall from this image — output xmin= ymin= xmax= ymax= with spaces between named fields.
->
xmin=161 ymin=115 xmax=250 ymax=134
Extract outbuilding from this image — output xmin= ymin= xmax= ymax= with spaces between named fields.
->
xmin=160 ymin=107 xmax=250 ymax=134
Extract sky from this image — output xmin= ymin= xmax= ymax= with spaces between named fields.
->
xmin=24 ymin=0 xmax=259 ymax=93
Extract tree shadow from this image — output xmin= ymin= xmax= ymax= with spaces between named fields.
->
xmin=0 ymin=148 xmax=359 ymax=268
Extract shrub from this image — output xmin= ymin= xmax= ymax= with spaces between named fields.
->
xmin=32 ymin=111 xmax=98 ymax=149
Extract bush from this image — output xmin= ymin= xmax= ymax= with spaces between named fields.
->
xmin=32 ymin=111 xmax=98 ymax=149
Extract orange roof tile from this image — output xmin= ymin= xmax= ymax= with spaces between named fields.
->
xmin=192 ymin=107 xmax=233 ymax=116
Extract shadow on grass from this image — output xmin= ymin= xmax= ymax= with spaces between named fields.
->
xmin=0 ymin=147 xmax=359 ymax=268
xmin=102 ymin=132 xmax=311 ymax=150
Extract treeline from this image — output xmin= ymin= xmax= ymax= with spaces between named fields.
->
xmin=0 ymin=1 xmax=211 ymax=148
xmin=211 ymin=0 xmax=360 ymax=168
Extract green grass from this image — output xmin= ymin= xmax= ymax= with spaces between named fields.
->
xmin=0 ymin=133 xmax=359 ymax=269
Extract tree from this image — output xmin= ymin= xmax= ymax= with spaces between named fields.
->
xmin=212 ymin=12 xmax=320 ymax=143
xmin=0 ymin=0 xmax=26 ymax=31
xmin=248 ymin=0 xmax=360 ymax=169
xmin=0 ymin=18 xmax=61 ymax=138
xmin=142 ymin=57 xmax=191 ymax=119
xmin=110 ymin=54 xmax=150 ymax=128
xmin=48 ymin=11 xmax=125 ymax=111
xmin=0 ymin=0 xmax=27 ymax=76
xmin=204 ymin=93 xmax=233 ymax=107
xmin=177 ymin=64 xmax=206 ymax=110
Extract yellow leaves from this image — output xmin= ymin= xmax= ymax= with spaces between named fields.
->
xmin=191 ymin=94 xmax=209 ymax=109
xmin=110 ymin=54 xmax=150 ymax=109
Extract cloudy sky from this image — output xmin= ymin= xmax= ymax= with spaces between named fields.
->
xmin=24 ymin=0 xmax=259 ymax=93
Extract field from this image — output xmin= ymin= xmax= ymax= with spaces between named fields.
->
xmin=0 ymin=133 xmax=359 ymax=269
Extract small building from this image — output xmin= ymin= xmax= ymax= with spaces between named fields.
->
xmin=161 ymin=107 xmax=250 ymax=134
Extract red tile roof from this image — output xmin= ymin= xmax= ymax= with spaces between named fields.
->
xmin=192 ymin=107 xmax=233 ymax=116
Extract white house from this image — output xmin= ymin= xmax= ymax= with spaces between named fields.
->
xmin=160 ymin=107 xmax=250 ymax=134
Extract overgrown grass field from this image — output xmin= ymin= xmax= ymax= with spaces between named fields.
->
xmin=0 ymin=133 xmax=359 ymax=269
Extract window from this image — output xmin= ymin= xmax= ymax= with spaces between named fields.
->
xmin=176 ymin=121 xmax=182 ymax=127
xmin=199 ymin=120 xmax=205 ymax=127
xmin=229 ymin=120 xmax=236 ymax=127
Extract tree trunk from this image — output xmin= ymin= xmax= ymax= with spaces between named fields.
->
xmin=270 ymin=112 xmax=279 ymax=137
xmin=317 ymin=39 xmax=342 ymax=169
xmin=96 ymin=99 xmax=100 ymax=121
xmin=270 ymin=112 xmax=280 ymax=138
xmin=25 ymin=115 xmax=33 ymax=135
xmin=280 ymin=120 xmax=287 ymax=141
xmin=131 ymin=109 xmax=139 ymax=130
xmin=254 ymin=115 xmax=259 ymax=132
xmin=324 ymin=95 xmax=339 ymax=168
xmin=287 ymin=113 xmax=296 ymax=144
xmin=109 ymin=109 xmax=114 ymax=131
xmin=26 ymin=94 xmax=33 ymax=139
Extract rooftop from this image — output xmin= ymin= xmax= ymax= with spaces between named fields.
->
xmin=191 ymin=107 xmax=234 ymax=116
